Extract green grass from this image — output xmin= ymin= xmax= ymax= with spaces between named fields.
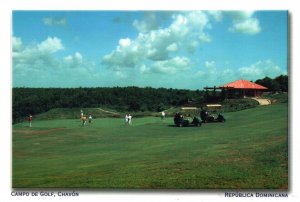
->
xmin=262 ymin=92 xmax=289 ymax=104
xmin=34 ymin=107 xmax=121 ymax=120
xmin=28 ymin=97 xmax=260 ymax=121
xmin=12 ymin=103 xmax=288 ymax=189
xmin=33 ymin=107 xmax=173 ymax=120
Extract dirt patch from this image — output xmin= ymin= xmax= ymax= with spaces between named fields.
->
xmin=251 ymin=98 xmax=271 ymax=105
xmin=217 ymin=156 xmax=254 ymax=164
xmin=216 ymin=149 xmax=254 ymax=164
xmin=13 ymin=128 xmax=67 ymax=136
xmin=270 ymin=135 xmax=287 ymax=143
xmin=13 ymin=150 xmax=30 ymax=158
xmin=97 ymin=108 xmax=120 ymax=115
xmin=255 ymin=135 xmax=287 ymax=148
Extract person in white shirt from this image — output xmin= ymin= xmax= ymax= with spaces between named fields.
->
xmin=88 ymin=114 xmax=93 ymax=126
xmin=125 ymin=114 xmax=128 ymax=125
xmin=128 ymin=114 xmax=132 ymax=125
xmin=161 ymin=111 xmax=165 ymax=120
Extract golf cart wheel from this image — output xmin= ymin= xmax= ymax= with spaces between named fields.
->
xmin=219 ymin=118 xmax=225 ymax=122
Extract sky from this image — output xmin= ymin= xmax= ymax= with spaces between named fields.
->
xmin=12 ymin=11 xmax=288 ymax=89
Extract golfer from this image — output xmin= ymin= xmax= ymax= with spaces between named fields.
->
xmin=88 ymin=114 xmax=93 ymax=126
xmin=128 ymin=114 xmax=132 ymax=125
xmin=82 ymin=115 xmax=87 ymax=127
xmin=161 ymin=111 xmax=165 ymax=120
xmin=28 ymin=114 xmax=33 ymax=127
xmin=125 ymin=114 xmax=128 ymax=125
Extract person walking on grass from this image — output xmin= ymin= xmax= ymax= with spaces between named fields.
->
xmin=28 ymin=114 xmax=33 ymax=127
xmin=161 ymin=111 xmax=166 ymax=120
xmin=125 ymin=114 xmax=129 ymax=125
xmin=128 ymin=114 xmax=132 ymax=125
xmin=81 ymin=115 xmax=87 ymax=127
xmin=88 ymin=114 xmax=93 ymax=126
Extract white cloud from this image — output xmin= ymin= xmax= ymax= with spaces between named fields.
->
xmin=205 ymin=61 xmax=215 ymax=69
xmin=229 ymin=18 xmax=261 ymax=35
xmin=229 ymin=11 xmax=255 ymax=21
xmin=115 ymin=71 xmax=127 ymax=79
xmin=43 ymin=17 xmax=67 ymax=26
xmin=64 ymin=52 xmax=83 ymax=67
xmin=228 ymin=11 xmax=261 ymax=35
xmin=102 ymin=11 xmax=212 ymax=73
xmin=185 ymin=11 xmax=209 ymax=29
xmin=207 ymin=11 xmax=223 ymax=21
xmin=139 ymin=64 xmax=151 ymax=74
xmin=64 ymin=55 xmax=73 ymax=62
xmin=13 ymin=36 xmax=64 ymax=74
xmin=119 ymin=38 xmax=131 ymax=47
xmin=12 ymin=37 xmax=23 ymax=52
xmin=194 ymin=70 xmax=205 ymax=77
xmin=37 ymin=37 xmax=64 ymax=53
xmin=238 ymin=60 xmax=284 ymax=80
xmin=199 ymin=33 xmax=211 ymax=42
xmin=186 ymin=40 xmax=199 ymax=53
xmin=102 ymin=39 xmax=143 ymax=70
xmin=143 ymin=29 xmax=176 ymax=61
xmin=166 ymin=43 xmax=178 ymax=52
xmin=151 ymin=56 xmax=191 ymax=74
xmin=192 ymin=59 xmax=285 ymax=87
xmin=133 ymin=12 xmax=158 ymax=33
xmin=13 ymin=36 xmax=103 ymax=87
xmin=74 ymin=52 xmax=83 ymax=62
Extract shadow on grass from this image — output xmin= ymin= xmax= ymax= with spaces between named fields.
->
xmin=167 ymin=125 xmax=202 ymax=128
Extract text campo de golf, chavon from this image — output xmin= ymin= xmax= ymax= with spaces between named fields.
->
xmin=11 ymin=191 xmax=79 ymax=197
xmin=225 ymin=192 xmax=288 ymax=198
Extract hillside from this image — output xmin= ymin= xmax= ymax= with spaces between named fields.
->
xmin=30 ymin=97 xmax=261 ymax=121
xmin=12 ymin=87 xmax=204 ymax=122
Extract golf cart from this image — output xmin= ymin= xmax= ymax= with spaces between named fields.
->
xmin=200 ymin=104 xmax=226 ymax=123
xmin=174 ymin=112 xmax=202 ymax=127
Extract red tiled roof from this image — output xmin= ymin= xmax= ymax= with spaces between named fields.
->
xmin=221 ymin=79 xmax=268 ymax=90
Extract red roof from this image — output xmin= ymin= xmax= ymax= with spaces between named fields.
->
xmin=221 ymin=79 xmax=268 ymax=90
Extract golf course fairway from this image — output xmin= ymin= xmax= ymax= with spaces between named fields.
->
xmin=12 ymin=103 xmax=288 ymax=189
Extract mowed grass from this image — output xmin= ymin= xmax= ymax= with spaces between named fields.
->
xmin=12 ymin=103 xmax=288 ymax=189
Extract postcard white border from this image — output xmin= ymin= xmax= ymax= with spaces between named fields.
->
xmin=1 ymin=0 xmax=299 ymax=202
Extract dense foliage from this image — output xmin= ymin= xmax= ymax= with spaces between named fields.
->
xmin=13 ymin=86 xmax=204 ymax=122
xmin=255 ymin=75 xmax=288 ymax=92
xmin=13 ymin=75 xmax=288 ymax=123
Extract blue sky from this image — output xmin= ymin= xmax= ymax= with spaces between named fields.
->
xmin=12 ymin=11 xmax=288 ymax=89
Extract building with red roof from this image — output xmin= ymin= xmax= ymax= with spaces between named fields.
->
xmin=220 ymin=79 xmax=268 ymax=98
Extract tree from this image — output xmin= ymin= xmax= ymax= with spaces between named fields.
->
xmin=255 ymin=75 xmax=288 ymax=92
xmin=157 ymin=102 xmax=165 ymax=112
xmin=128 ymin=101 xmax=141 ymax=111
xmin=275 ymin=75 xmax=288 ymax=92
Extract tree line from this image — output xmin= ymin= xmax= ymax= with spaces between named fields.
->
xmin=12 ymin=86 xmax=204 ymax=123
xmin=255 ymin=75 xmax=288 ymax=92
xmin=12 ymin=75 xmax=288 ymax=123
